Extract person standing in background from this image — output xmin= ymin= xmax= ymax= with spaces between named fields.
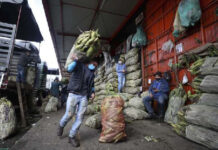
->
xmin=116 ymin=57 xmax=126 ymax=93
xmin=50 ymin=77 xmax=61 ymax=98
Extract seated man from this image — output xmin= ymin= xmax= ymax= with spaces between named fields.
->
xmin=143 ymin=71 xmax=169 ymax=120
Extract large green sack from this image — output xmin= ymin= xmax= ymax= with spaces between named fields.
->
xmin=200 ymin=75 xmax=218 ymax=93
xmin=95 ymin=83 xmax=106 ymax=92
xmin=178 ymin=0 xmax=201 ymax=27
xmin=184 ymin=104 xmax=218 ymax=132
xmin=126 ymin=63 xmax=140 ymax=73
xmin=96 ymin=90 xmax=106 ymax=97
xmin=125 ymin=48 xmax=139 ymax=60
xmin=128 ymin=97 xmax=145 ymax=110
xmin=44 ymin=97 xmax=58 ymax=113
xmin=85 ymin=104 xmax=99 ymax=115
xmin=124 ymin=107 xmax=148 ymax=120
xmin=123 ymin=86 xmax=140 ymax=95
xmin=0 ymin=98 xmax=16 ymax=140
xmin=197 ymin=93 xmax=218 ymax=107
xmin=200 ymin=57 xmax=218 ymax=75
xmin=126 ymin=70 xmax=141 ymax=80
xmin=107 ymin=72 xmax=117 ymax=80
xmin=85 ymin=113 xmax=101 ymax=129
xmin=125 ymin=53 xmax=139 ymax=66
xmin=118 ymin=93 xmax=134 ymax=102
xmin=185 ymin=125 xmax=218 ymax=149
xmin=131 ymin=26 xmax=147 ymax=47
xmin=164 ymin=85 xmax=187 ymax=124
xmin=125 ymin=79 xmax=141 ymax=87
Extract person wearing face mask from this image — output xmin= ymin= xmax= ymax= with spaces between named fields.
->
xmin=143 ymin=71 xmax=169 ymax=120
xmin=57 ymin=55 xmax=97 ymax=147
xmin=116 ymin=57 xmax=126 ymax=93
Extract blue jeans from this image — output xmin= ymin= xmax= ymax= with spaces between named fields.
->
xmin=59 ymin=93 xmax=88 ymax=138
xmin=143 ymin=93 xmax=168 ymax=117
xmin=16 ymin=65 xmax=26 ymax=83
xmin=118 ymin=75 xmax=125 ymax=92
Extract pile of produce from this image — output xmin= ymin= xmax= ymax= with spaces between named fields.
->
xmin=0 ymin=97 xmax=16 ymax=140
xmin=65 ymin=30 xmax=101 ymax=68
xmin=164 ymin=84 xmax=187 ymax=124
xmin=172 ymin=104 xmax=218 ymax=149
xmin=99 ymin=95 xmax=126 ymax=143
xmin=171 ymin=44 xmax=218 ymax=149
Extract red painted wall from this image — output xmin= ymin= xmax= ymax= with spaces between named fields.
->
xmin=141 ymin=0 xmax=217 ymax=91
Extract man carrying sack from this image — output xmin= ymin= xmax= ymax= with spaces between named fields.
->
xmin=57 ymin=55 xmax=97 ymax=147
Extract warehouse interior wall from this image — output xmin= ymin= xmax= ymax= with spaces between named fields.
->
xmin=140 ymin=0 xmax=217 ymax=92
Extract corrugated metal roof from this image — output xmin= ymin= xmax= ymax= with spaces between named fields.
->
xmin=43 ymin=0 xmax=144 ymax=77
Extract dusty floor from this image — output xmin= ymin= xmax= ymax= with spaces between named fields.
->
xmin=8 ymin=109 xmax=208 ymax=150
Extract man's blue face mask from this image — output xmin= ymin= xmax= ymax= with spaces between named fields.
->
xmin=88 ymin=64 xmax=95 ymax=70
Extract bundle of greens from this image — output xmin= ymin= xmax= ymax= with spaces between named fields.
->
xmin=74 ymin=30 xmax=101 ymax=58
xmin=164 ymin=84 xmax=187 ymax=124
xmin=188 ymin=58 xmax=205 ymax=75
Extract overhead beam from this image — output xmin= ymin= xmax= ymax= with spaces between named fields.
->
xmin=57 ymin=32 xmax=110 ymax=41
xmin=109 ymin=0 xmax=145 ymax=41
xmin=60 ymin=0 xmax=65 ymax=54
xmin=63 ymin=1 xmax=127 ymax=17
xmin=42 ymin=0 xmax=62 ymax=75
xmin=89 ymin=0 xmax=103 ymax=30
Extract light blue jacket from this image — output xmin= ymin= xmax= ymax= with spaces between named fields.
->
xmin=116 ymin=63 xmax=126 ymax=77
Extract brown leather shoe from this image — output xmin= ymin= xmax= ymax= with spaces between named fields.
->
xmin=57 ymin=126 xmax=64 ymax=136
xmin=68 ymin=137 xmax=80 ymax=147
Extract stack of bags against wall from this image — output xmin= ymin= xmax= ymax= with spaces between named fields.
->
xmin=123 ymin=91 xmax=149 ymax=121
xmin=104 ymin=60 xmax=118 ymax=93
xmin=94 ymin=64 xmax=106 ymax=105
xmin=171 ymin=56 xmax=218 ymax=149
xmin=123 ymin=48 xmax=142 ymax=95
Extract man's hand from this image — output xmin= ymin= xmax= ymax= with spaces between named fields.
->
xmin=71 ymin=54 xmax=78 ymax=60
xmin=153 ymin=88 xmax=159 ymax=93
xmin=149 ymin=92 xmax=153 ymax=97
xmin=122 ymin=70 xmax=125 ymax=73
xmin=90 ymin=93 xmax=95 ymax=103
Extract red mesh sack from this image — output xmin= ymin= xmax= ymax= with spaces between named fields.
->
xmin=99 ymin=96 xmax=126 ymax=143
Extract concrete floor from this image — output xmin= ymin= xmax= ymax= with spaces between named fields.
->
xmin=10 ymin=109 xmax=209 ymax=150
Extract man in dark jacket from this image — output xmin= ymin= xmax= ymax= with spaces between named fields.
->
xmin=16 ymin=51 xmax=33 ymax=83
xmin=143 ymin=71 xmax=169 ymax=120
xmin=57 ymin=55 xmax=97 ymax=147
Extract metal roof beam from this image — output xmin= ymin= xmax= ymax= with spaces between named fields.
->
xmin=63 ymin=1 xmax=127 ymax=17
xmin=57 ymin=32 xmax=110 ymax=41
xmin=89 ymin=0 xmax=103 ymax=30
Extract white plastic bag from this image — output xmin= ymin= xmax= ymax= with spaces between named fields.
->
xmin=182 ymin=73 xmax=188 ymax=84
xmin=162 ymin=40 xmax=174 ymax=52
